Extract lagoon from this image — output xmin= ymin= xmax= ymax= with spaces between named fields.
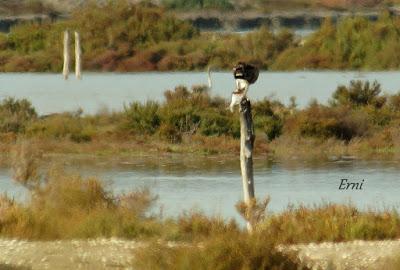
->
xmin=1 ymin=71 xmax=400 ymax=115
xmin=1 ymin=158 xmax=400 ymax=221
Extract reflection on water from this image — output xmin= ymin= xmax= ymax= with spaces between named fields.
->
xmin=1 ymin=158 xmax=400 ymax=221
xmin=1 ymin=72 xmax=400 ymax=115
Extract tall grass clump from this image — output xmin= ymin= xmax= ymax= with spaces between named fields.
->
xmin=260 ymin=203 xmax=400 ymax=244
xmin=1 ymin=142 xmax=161 ymax=239
xmin=134 ymin=232 xmax=305 ymax=270
xmin=0 ymin=97 xmax=37 ymax=134
xmin=26 ymin=111 xmax=94 ymax=143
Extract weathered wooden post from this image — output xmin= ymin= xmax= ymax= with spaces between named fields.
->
xmin=231 ymin=62 xmax=259 ymax=233
xmin=75 ymin=31 xmax=82 ymax=80
xmin=63 ymin=30 xmax=70 ymax=80
xmin=239 ymin=97 xmax=255 ymax=232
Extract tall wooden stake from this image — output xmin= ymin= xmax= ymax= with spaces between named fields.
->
xmin=63 ymin=30 xmax=70 ymax=80
xmin=239 ymin=98 xmax=255 ymax=233
xmin=75 ymin=31 xmax=82 ymax=80
xmin=207 ymin=66 xmax=212 ymax=90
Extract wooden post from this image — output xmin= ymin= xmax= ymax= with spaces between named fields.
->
xmin=75 ymin=31 xmax=82 ymax=80
xmin=63 ymin=30 xmax=70 ymax=80
xmin=239 ymin=98 xmax=255 ymax=233
xmin=207 ymin=66 xmax=212 ymax=90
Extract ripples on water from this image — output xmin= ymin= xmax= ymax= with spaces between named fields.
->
xmin=1 ymin=158 xmax=400 ymax=221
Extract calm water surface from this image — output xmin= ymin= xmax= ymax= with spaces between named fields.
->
xmin=1 ymin=72 xmax=400 ymax=115
xmin=1 ymin=72 xmax=400 ymax=221
xmin=1 ymin=159 xmax=399 ymax=221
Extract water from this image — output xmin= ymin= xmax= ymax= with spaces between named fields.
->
xmin=217 ymin=27 xmax=317 ymax=37
xmin=1 ymin=159 xmax=400 ymax=221
xmin=1 ymin=71 xmax=400 ymax=115
xmin=1 ymin=71 xmax=400 ymax=221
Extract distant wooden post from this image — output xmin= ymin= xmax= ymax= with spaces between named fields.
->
xmin=75 ymin=31 xmax=82 ymax=80
xmin=207 ymin=66 xmax=212 ymax=90
xmin=239 ymin=98 xmax=255 ymax=233
xmin=63 ymin=30 xmax=70 ymax=80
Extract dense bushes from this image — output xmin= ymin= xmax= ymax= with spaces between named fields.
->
xmin=0 ymin=1 xmax=200 ymax=72
xmin=290 ymin=103 xmax=370 ymax=140
xmin=122 ymin=102 xmax=161 ymax=135
xmin=120 ymin=85 xmax=240 ymax=142
xmin=273 ymin=13 xmax=400 ymax=70
xmin=282 ymin=80 xmax=400 ymax=141
xmin=331 ymin=80 xmax=385 ymax=108
xmin=5 ymin=3 xmax=400 ymax=71
xmin=0 ymin=1 xmax=295 ymax=72
xmin=0 ymin=80 xmax=399 ymax=162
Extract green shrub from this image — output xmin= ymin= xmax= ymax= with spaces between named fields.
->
xmin=294 ymin=103 xmax=370 ymax=140
xmin=253 ymin=99 xmax=285 ymax=141
xmin=256 ymin=115 xmax=283 ymax=141
xmin=331 ymin=80 xmax=386 ymax=108
xmin=122 ymin=101 xmax=161 ymax=135
xmin=199 ymin=110 xmax=239 ymax=137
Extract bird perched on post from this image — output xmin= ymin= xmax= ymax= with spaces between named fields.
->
xmin=229 ymin=62 xmax=259 ymax=112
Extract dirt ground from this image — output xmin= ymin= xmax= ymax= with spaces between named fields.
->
xmin=278 ymin=239 xmax=400 ymax=270
xmin=1 ymin=238 xmax=400 ymax=270
xmin=0 ymin=238 xmax=141 ymax=270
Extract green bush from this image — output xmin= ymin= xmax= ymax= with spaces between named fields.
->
xmin=253 ymin=99 xmax=285 ymax=141
xmin=256 ymin=115 xmax=283 ymax=141
xmin=122 ymin=101 xmax=161 ymax=135
xmin=199 ymin=110 xmax=239 ymax=137
xmin=294 ymin=102 xmax=370 ymax=140
xmin=331 ymin=80 xmax=385 ymax=108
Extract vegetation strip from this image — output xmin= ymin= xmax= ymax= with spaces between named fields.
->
xmin=4 ymin=1 xmax=400 ymax=72
xmin=1 ymin=80 xmax=400 ymax=160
